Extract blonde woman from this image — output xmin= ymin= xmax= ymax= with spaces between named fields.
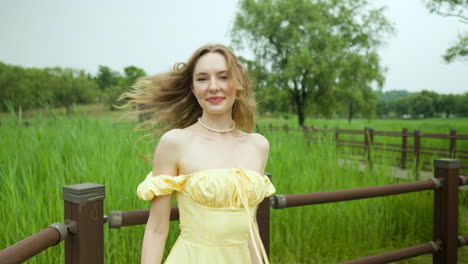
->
xmin=119 ymin=44 xmax=276 ymax=264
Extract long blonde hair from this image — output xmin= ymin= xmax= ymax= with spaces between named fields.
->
xmin=117 ymin=44 xmax=256 ymax=160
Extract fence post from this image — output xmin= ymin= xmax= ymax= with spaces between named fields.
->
xmin=257 ymin=173 xmax=272 ymax=259
xmin=269 ymin=123 xmax=273 ymax=132
xmin=302 ymin=125 xmax=310 ymax=144
xmin=364 ymin=128 xmax=371 ymax=167
xmin=368 ymin=128 xmax=374 ymax=168
xmin=414 ymin=130 xmax=421 ymax=180
xmin=449 ymin=129 xmax=457 ymax=158
xmin=335 ymin=129 xmax=339 ymax=148
xmin=433 ymin=159 xmax=460 ymax=264
xmin=63 ymin=183 xmax=105 ymax=264
xmin=401 ymin=128 xmax=408 ymax=169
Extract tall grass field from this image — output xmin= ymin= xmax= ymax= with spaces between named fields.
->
xmin=1 ymin=111 xmax=468 ymax=263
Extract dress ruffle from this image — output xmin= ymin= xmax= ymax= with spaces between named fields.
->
xmin=137 ymin=172 xmax=188 ymax=200
xmin=136 ymin=169 xmax=276 ymax=205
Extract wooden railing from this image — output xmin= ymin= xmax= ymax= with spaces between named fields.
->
xmin=270 ymin=159 xmax=463 ymax=263
xmin=0 ymin=159 xmax=465 ymax=263
xmin=257 ymin=124 xmax=468 ymax=176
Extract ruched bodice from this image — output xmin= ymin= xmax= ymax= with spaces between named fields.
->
xmin=137 ymin=168 xmax=276 ymax=264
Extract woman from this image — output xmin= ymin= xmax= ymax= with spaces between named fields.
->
xmin=119 ymin=44 xmax=276 ymax=264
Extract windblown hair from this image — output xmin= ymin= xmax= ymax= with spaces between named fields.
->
xmin=116 ymin=44 xmax=256 ymax=160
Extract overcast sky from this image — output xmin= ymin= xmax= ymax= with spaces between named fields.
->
xmin=0 ymin=0 xmax=466 ymax=94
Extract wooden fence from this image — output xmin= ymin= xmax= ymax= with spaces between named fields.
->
xmin=0 ymin=159 xmax=466 ymax=263
xmin=256 ymin=124 xmax=468 ymax=176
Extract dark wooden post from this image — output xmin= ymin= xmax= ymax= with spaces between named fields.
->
xmin=335 ymin=129 xmax=339 ymax=148
xmin=63 ymin=183 xmax=105 ymax=264
xmin=269 ymin=123 xmax=273 ymax=132
xmin=368 ymin=128 xmax=374 ymax=168
xmin=401 ymin=128 xmax=408 ymax=169
xmin=364 ymin=128 xmax=370 ymax=166
xmin=449 ymin=129 xmax=457 ymax=158
xmin=257 ymin=173 xmax=272 ymax=259
xmin=433 ymin=159 xmax=460 ymax=264
xmin=414 ymin=130 xmax=421 ymax=180
xmin=283 ymin=124 xmax=289 ymax=134
xmin=302 ymin=125 xmax=310 ymax=144
xmin=256 ymin=124 xmax=260 ymax=133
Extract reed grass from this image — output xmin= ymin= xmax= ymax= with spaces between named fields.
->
xmin=1 ymin=113 xmax=468 ymax=263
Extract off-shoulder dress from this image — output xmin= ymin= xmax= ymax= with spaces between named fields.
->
xmin=137 ymin=168 xmax=276 ymax=264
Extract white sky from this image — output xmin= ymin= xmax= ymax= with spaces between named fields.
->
xmin=0 ymin=0 xmax=466 ymax=95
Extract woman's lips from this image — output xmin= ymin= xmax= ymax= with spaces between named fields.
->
xmin=207 ymin=97 xmax=225 ymax=103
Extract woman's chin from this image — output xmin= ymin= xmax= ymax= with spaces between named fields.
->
xmin=202 ymin=105 xmax=233 ymax=116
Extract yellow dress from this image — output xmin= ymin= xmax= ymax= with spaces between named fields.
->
xmin=137 ymin=168 xmax=276 ymax=264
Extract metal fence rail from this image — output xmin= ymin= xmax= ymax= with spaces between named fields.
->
xmin=0 ymin=224 xmax=68 ymax=264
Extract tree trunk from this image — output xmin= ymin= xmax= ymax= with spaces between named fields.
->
xmin=293 ymin=93 xmax=305 ymax=126
xmin=298 ymin=105 xmax=305 ymax=126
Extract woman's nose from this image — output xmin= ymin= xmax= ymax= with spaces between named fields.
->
xmin=208 ymin=77 xmax=219 ymax=91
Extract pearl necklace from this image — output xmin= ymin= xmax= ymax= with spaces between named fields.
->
xmin=198 ymin=118 xmax=236 ymax=133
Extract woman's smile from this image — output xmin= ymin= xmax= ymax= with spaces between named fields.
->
xmin=207 ymin=96 xmax=225 ymax=103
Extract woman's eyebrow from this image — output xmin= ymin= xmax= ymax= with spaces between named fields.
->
xmin=194 ymin=70 xmax=227 ymax=76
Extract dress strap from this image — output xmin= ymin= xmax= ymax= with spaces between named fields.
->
xmin=233 ymin=168 xmax=270 ymax=264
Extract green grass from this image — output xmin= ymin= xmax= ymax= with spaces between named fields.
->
xmin=1 ymin=109 xmax=468 ymax=263
xmin=257 ymin=117 xmax=468 ymax=177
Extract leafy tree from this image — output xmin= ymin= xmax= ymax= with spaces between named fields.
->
xmin=231 ymin=0 xmax=393 ymax=125
xmin=439 ymin=93 xmax=458 ymax=117
xmin=420 ymin=90 xmax=442 ymax=114
xmin=424 ymin=0 xmax=468 ymax=62
xmin=335 ymin=52 xmax=383 ymax=123
xmin=95 ymin=66 xmax=121 ymax=91
xmin=409 ymin=93 xmax=435 ymax=118
xmin=240 ymin=57 xmax=290 ymax=115
xmin=378 ymin=90 xmax=412 ymax=102
xmin=121 ymin=66 xmax=146 ymax=88
xmin=391 ymin=97 xmax=411 ymax=117
xmin=103 ymin=66 xmax=146 ymax=110
xmin=46 ymin=67 xmax=99 ymax=114
xmin=455 ymin=92 xmax=468 ymax=116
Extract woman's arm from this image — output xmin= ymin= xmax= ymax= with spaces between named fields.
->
xmin=141 ymin=130 xmax=181 ymax=264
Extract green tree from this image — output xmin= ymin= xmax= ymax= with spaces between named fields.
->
xmin=420 ymin=90 xmax=442 ymax=114
xmin=391 ymin=97 xmax=411 ymax=117
xmin=103 ymin=66 xmax=146 ymax=110
xmin=409 ymin=93 xmax=435 ymax=118
xmin=121 ymin=66 xmax=146 ymax=88
xmin=455 ymin=92 xmax=468 ymax=116
xmin=231 ymin=0 xmax=393 ymax=125
xmin=95 ymin=66 xmax=121 ymax=91
xmin=425 ymin=0 xmax=468 ymax=62
xmin=240 ymin=57 xmax=290 ymax=115
xmin=439 ymin=93 xmax=457 ymax=117
xmin=335 ymin=52 xmax=383 ymax=123
xmin=46 ymin=67 xmax=99 ymax=115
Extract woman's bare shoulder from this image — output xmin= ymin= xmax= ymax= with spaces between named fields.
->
xmin=247 ymin=133 xmax=269 ymax=150
xmin=158 ymin=129 xmax=192 ymax=148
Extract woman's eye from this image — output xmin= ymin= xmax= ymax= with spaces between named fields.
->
xmin=197 ymin=78 xmax=207 ymax=81
xmin=220 ymin=76 xmax=228 ymax=80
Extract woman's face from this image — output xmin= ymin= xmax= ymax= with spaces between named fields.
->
xmin=192 ymin=52 xmax=236 ymax=116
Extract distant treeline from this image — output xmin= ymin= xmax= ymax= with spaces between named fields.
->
xmin=0 ymin=61 xmax=146 ymax=114
xmin=0 ymin=61 xmax=467 ymax=119
xmin=376 ymin=90 xmax=468 ymax=118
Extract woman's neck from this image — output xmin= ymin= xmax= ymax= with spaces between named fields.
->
xmin=198 ymin=112 xmax=235 ymax=132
